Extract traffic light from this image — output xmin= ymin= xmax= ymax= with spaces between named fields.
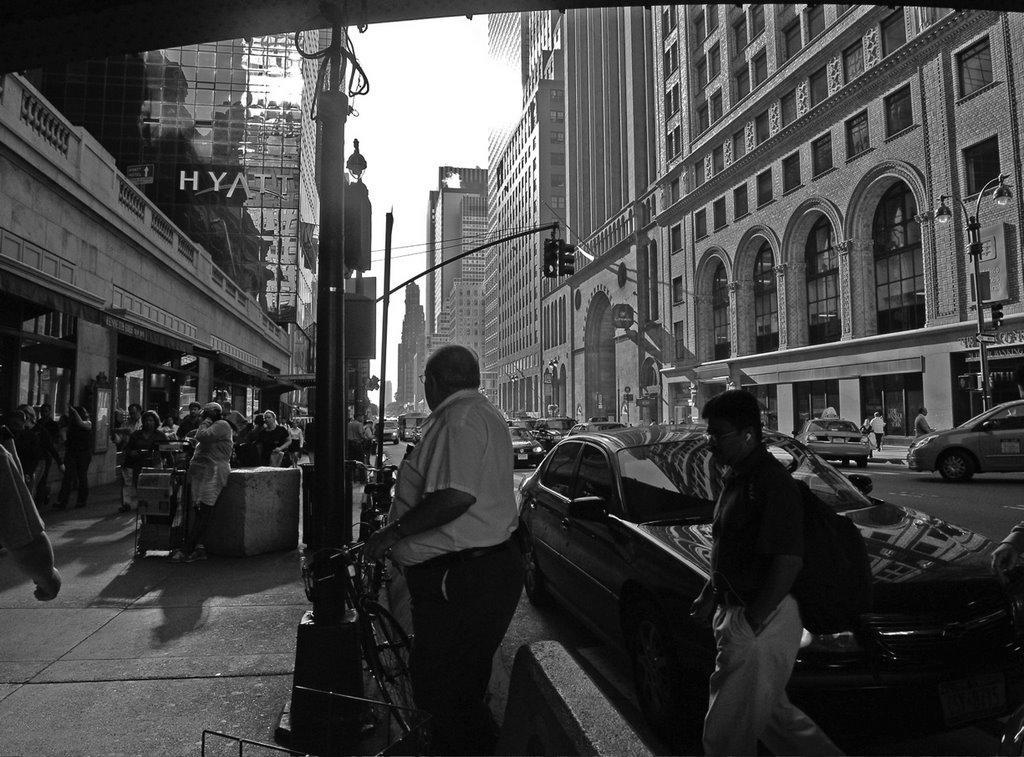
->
xmin=558 ymin=240 xmax=576 ymax=276
xmin=543 ymin=238 xmax=558 ymax=278
xmin=991 ymin=302 xmax=1004 ymax=329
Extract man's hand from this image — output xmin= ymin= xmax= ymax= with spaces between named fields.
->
xmin=991 ymin=542 xmax=1020 ymax=581
xmin=365 ymin=523 xmax=402 ymax=562
xmin=34 ymin=567 xmax=61 ymax=601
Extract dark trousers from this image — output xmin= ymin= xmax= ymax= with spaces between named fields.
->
xmin=405 ymin=541 xmax=524 ymax=756
xmin=58 ymin=453 xmax=91 ymax=506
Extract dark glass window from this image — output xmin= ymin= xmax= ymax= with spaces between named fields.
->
xmin=753 ymin=242 xmax=779 ymax=353
xmin=694 ymin=157 xmax=705 ymax=187
xmin=809 ymin=67 xmax=828 ymax=107
xmin=709 ymin=44 xmax=721 ymax=79
xmin=665 ymin=84 xmax=680 ymax=116
xmin=782 ymin=20 xmax=802 ymax=61
xmin=735 ymin=66 xmax=751 ymax=100
xmin=667 ymin=126 xmax=681 ymax=158
xmin=664 ymin=43 xmax=679 ymax=74
xmin=674 ymin=319 xmax=687 ymax=359
xmin=750 ymin=4 xmax=765 ymax=37
xmin=755 ymin=110 xmax=770 ymax=144
xmin=843 ymin=41 xmax=864 ymax=82
xmin=539 ymin=442 xmax=581 ymax=497
xmin=872 ymin=182 xmax=923 ymax=334
xmin=734 ymin=183 xmax=749 ymax=218
xmin=812 ymin=133 xmax=833 ymax=175
xmin=734 ymin=16 xmax=748 ymax=49
xmin=757 ymin=168 xmax=773 ymax=206
xmin=805 ymin=218 xmax=841 ymax=344
xmin=712 ymin=145 xmax=724 ymax=174
xmin=672 ymin=276 xmax=685 ymax=304
xmin=696 ymin=55 xmax=708 ymax=87
xmin=695 ymin=209 xmax=708 ymax=239
xmin=707 ymin=4 xmax=719 ymax=32
xmin=697 ymin=102 xmax=710 ymax=133
xmin=752 ymin=49 xmax=768 ymax=86
xmin=846 ymin=111 xmax=870 ymax=157
xmin=713 ymin=197 xmax=727 ymax=230
xmin=885 ymin=85 xmax=913 ymax=136
xmin=806 ymin=5 xmax=825 ymax=40
xmin=958 ymin=38 xmax=993 ymax=97
xmin=733 ymin=129 xmax=747 ymax=160
xmin=710 ymin=90 xmax=723 ymax=122
xmin=781 ymin=89 xmax=797 ymax=126
xmin=671 ymin=224 xmax=683 ymax=250
xmin=783 ymin=152 xmax=801 ymax=192
xmin=662 ymin=5 xmax=678 ymax=31
xmin=881 ymin=10 xmax=906 ymax=57
xmin=694 ymin=10 xmax=706 ymax=40
xmin=712 ymin=263 xmax=731 ymax=359
xmin=964 ymin=136 xmax=1001 ymax=195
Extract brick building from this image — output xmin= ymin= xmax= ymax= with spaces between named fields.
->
xmin=655 ymin=5 xmax=1022 ymax=435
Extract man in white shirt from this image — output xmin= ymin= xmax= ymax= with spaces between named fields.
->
xmin=366 ymin=345 xmax=522 ymax=755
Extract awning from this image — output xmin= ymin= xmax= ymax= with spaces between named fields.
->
xmin=2 ymin=273 xmax=105 ymax=325
xmin=105 ymin=313 xmax=194 ymax=354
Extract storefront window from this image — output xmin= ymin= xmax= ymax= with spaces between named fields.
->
xmin=749 ymin=384 xmax=778 ymax=430
xmin=793 ymin=379 xmax=840 ymax=432
xmin=860 ymin=372 xmax=921 ymax=437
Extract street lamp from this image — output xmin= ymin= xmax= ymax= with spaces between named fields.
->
xmin=934 ymin=173 xmax=1012 ymax=411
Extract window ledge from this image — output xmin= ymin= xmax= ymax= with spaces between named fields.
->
xmin=846 ymin=146 xmax=874 ymax=164
xmin=884 ymin=123 xmax=919 ymax=143
xmin=812 ymin=166 xmax=837 ymax=180
xmin=956 ymin=80 xmax=1001 ymax=104
xmin=714 ymin=223 xmax=728 ymax=232
xmin=783 ymin=183 xmax=804 ymax=196
xmin=757 ymin=198 xmax=776 ymax=210
xmin=734 ymin=211 xmax=751 ymax=221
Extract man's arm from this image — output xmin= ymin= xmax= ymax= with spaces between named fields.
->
xmin=7 ymin=531 xmax=62 ymax=601
xmin=746 ymin=554 xmax=802 ymax=632
xmin=365 ymin=488 xmax=475 ymax=560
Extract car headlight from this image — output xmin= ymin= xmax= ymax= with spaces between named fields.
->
xmin=908 ymin=435 xmax=937 ymax=451
xmin=806 ymin=434 xmax=820 ymax=442
xmin=532 ymin=446 xmax=543 ymax=454
xmin=799 ymin=628 xmax=864 ymax=654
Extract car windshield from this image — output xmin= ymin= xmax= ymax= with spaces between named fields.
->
xmin=615 ymin=432 xmax=872 ymax=524
xmin=510 ymin=428 xmax=534 ymax=441
xmin=540 ymin=418 xmax=574 ymax=432
xmin=956 ymin=401 xmax=1024 ymax=429
xmin=808 ymin=420 xmax=859 ymax=433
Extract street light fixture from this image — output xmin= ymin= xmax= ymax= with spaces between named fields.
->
xmin=934 ymin=173 xmax=1012 ymax=411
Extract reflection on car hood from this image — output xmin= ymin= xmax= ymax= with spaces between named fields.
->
xmin=634 ymin=501 xmax=996 ymax=602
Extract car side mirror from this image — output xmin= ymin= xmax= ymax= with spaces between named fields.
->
xmin=845 ymin=473 xmax=873 ymax=495
xmin=568 ymin=495 xmax=608 ymax=521
xmin=981 ymin=420 xmax=997 ymax=431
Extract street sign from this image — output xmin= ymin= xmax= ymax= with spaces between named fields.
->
xmin=976 ymin=332 xmax=997 ymax=344
xmin=126 ymin=163 xmax=154 ymax=185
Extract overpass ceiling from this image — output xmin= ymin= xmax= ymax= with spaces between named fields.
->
xmin=1 ymin=1 xmax=1016 ymax=75
xmin=0 ymin=0 xmax=606 ymax=74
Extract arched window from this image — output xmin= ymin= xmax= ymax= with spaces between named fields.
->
xmin=712 ymin=262 xmax=731 ymax=359
xmin=753 ymin=242 xmax=779 ymax=352
xmin=873 ymin=182 xmax=924 ymax=333
xmin=805 ymin=217 xmax=840 ymax=344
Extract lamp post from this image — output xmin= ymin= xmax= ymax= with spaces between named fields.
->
xmin=934 ymin=174 xmax=1012 ymax=411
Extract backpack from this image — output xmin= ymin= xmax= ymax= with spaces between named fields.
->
xmin=790 ymin=479 xmax=874 ymax=634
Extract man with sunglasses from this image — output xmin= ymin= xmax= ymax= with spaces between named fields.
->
xmin=691 ymin=389 xmax=839 ymax=755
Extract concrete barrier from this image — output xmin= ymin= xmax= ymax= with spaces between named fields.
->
xmin=495 ymin=641 xmax=654 ymax=757
xmin=205 ymin=466 xmax=300 ymax=556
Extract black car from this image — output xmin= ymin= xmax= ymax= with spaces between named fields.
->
xmin=530 ymin=416 xmax=576 ymax=451
xmin=517 ymin=425 xmax=1024 ymax=749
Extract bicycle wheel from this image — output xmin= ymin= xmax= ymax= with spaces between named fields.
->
xmin=360 ymin=599 xmax=417 ymax=732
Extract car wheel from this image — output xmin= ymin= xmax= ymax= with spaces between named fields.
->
xmin=855 ymin=456 xmax=868 ymax=468
xmin=938 ymin=450 xmax=976 ymax=482
xmin=629 ymin=601 xmax=698 ymax=748
xmin=520 ymin=533 xmax=550 ymax=606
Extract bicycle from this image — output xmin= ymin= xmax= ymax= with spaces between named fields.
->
xmin=352 ymin=459 xmax=399 ymax=599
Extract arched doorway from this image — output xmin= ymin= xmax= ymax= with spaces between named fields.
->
xmin=584 ymin=294 xmax=616 ymax=420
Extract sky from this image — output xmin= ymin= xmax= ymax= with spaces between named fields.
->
xmin=340 ymin=16 xmax=499 ymax=399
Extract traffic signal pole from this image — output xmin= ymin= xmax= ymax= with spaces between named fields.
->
xmin=375 ymin=212 xmax=393 ymax=464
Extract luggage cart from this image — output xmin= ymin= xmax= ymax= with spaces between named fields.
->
xmin=134 ymin=441 xmax=192 ymax=557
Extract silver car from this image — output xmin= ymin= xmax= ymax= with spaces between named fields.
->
xmin=794 ymin=418 xmax=872 ymax=468
xmin=907 ymin=399 xmax=1024 ymax=481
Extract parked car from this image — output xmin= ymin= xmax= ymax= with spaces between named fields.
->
xmin=567 ymin=421 xmax=627 ymax=436
xmin=517 ymin=425 xmax=1024 ymax=749
xmin=531 ymin=416 xmax=576 ymax=451
xmin=510 ymin=426 xmax=546 ymax=468
xmin=794 ymin=418 xmax=872 ymax=468
xmin=907 ymin=399 xmax=1024 ymax=481
xmin=382 ymin=418 xmax=400 ymax=444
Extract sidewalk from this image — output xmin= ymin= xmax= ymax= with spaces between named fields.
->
xmin=0 ymin=479 xmax=337 ymax=756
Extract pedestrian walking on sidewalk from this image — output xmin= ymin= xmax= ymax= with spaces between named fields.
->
xmin=690 ymin=390 xmax=839 ymax=756
xmin=169 ymin=402 xmax=235 ymax=563
xmin=366 ymin=345 xmax=523 ymax=756
xmin=913 ymin=407 xmax=934 ymax=437
xmin=55 ymin=405 xmax=93 ymax=509
xmin=868 ymin=412 xmax=886 ymax=451
xmin=1 ymin=432 xmax=61 ymax=600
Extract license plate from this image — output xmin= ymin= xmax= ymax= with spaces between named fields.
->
xmin=830 ymin=438 xmax=845 ymax=443
xmin=517 ymin=454 xmax=528 ymax=460
xmin=939 ymin=673 xmax=1005 ymax=726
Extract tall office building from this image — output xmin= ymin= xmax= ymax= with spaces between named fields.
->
xmin=425 ymin=166 xmax=488 ymax=361
xmin=654 ymin=5 xmax=1022 ymax=432
xmin=485 ymin=11 xmax=565 ymax=416
xmin=396 ymin=281 xmax=426 ymax=410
